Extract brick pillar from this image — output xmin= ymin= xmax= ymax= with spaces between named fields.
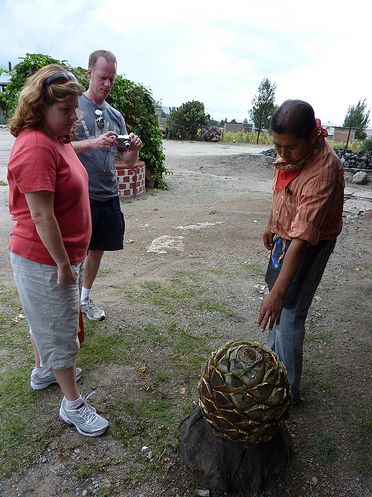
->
xmin=115 ymin=160 xmax=146 ymax=197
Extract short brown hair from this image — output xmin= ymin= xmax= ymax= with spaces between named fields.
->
xmin=88 ymin=50 xmax=117 ymax=69
xmin=10 ymin=64 xmax=83 ymax=138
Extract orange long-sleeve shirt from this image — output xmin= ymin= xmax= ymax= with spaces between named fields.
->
xmin=270 ymin=139 xmax=344 ymax=246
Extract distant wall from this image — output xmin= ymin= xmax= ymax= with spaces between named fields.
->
xmin=333 ymin=127 xmax=357 ymax=142
xmin=224 ymin=123 xmax=253 ymax=133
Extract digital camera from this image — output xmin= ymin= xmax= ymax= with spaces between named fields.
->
xmin=116 ymin=134 xmax=132 ymax=149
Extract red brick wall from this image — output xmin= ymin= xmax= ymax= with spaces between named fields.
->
xmin=116 ymin=161 xmax=146 ymax=197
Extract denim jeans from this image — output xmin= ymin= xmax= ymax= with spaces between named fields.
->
xmin=266 ymin=240 xmax=336 ymax=401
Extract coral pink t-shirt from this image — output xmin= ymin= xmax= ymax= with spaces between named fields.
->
xmin=7 ymin=129 xmax=92 ymax=265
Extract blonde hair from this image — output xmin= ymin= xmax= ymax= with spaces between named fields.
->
xmin=10 ymin=64 xmax=83 ymax=138
xmin=88 ymin=50 xmax=117 ymax=68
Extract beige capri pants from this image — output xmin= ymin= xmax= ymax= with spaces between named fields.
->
xmin=10 ymin=252 xmax=83 ymax=369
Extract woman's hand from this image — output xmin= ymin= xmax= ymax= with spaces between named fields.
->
xmin=57 ymin=263 xmax=77 ymax=287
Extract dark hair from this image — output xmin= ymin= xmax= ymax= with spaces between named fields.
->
xmin=88 ymin=50 xmax=117 ymax=69
xmin=271 ymin=100 xmax=316 ymax=139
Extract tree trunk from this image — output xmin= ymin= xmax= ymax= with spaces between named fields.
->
xmin=180 ymin=405 xmax=292 ymax=496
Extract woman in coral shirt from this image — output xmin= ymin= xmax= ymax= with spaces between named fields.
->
xmin=8 ymin=64 xmax=108 ymax=437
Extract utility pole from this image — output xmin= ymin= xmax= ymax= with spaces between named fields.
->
xmin=345 ymin=121 xmax=353 ymax=149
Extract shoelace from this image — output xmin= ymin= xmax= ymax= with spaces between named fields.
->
xmin=85 ymin=299 xmax=100 ymax=312
xmin=78 ymin=391 xmax=97 ymax=422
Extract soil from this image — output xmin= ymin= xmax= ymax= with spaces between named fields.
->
xmin=0 ymin=131 xmax=371 ymax=497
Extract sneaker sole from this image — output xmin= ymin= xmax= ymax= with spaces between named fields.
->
xmin=80 ymin=309 xmax=106 ymax=321
xmin=31 ymin=368 xmax=83 ymax=391
xmin=58 ymin=410 xmax=108 ymax=437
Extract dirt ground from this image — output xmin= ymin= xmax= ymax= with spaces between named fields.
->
xmin=0 ymin=131 xmax=371 ymax=497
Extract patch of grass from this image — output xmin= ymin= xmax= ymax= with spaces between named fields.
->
xmin=111 ymin=393 xmax=180 ymax=483
xmin=354 ymin=408 xmax=372 ymax=434
xmin=304 ymin=329 xmax=331 ymax=344
xmin=0 ymin=180 xmax=7 ymax=186
xmin=241 ymin=261 xmax=265 ymax=276
xmin=222 ymin=131 xmax=272 ymax=145
xmin=123 ymin=273 xmax=206 ymax=316
xmin=0 ymin=366 xmax=62 ymax=478
xmin=351 ymin=408 xmax=372 ymax=475
xmin=78 ymin=329 xmax=130 ymax=367
xmin=75 ymin=460 xmax=114 ymax=479
xmin=202 ymin=267 xmax=231 ymax=277
xmin=154 ymin=371 xmax=170 ymax=384
xmin=1 ymin=323 xmax=30 ymax=350
xmin=0 ymin=284 xmax=23 ymax=318
xmin=302 ymin=365 xmax=332 ymax=393
xmin=135 ymin=321 xmax=212 ymax=374
xmin=311 ymin=433 xmax=339 ymax=462
xmin=98 ymin=486 xmax=112 ymax=497
xmin=197 ymin=299 xmax=233 ymax=316
xmin=97 ymin=267 xmax=112 ymax=277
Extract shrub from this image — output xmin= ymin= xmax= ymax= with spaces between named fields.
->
xmin=221 ymin=131 xmax=272 ymax=145
xmin=167 ymin=100 xmax=209 ymax=140
xmin=360 ymin=137 xmax=372 ymax=152
xmin=2 ymin=53 xmax=167 ymax=187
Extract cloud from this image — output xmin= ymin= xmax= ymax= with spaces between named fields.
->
xmin=0 ymin=0 xmax=370 ymax=125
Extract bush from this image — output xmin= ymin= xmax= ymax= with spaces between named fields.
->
xmin=2 ymin=53 xmax=167 ymax=188
xmin=221 ymin=131 xmax=272 ymax=145
xmin=167 ymin=100 xmax=209 ymax=140
xmin=106 ymin=77 xmax=167 ymax=187
xmin=3 ymin=53 xmax=60 ymax=116
xmin=360 ymin=137 xmax=372 ymax=152
xmin=327 ymin=139 xmax=363 ymax=152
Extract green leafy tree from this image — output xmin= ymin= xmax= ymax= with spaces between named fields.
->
xmin=167 ymin=100 xmax=210 ymax=140
xmin=343 ymin=99 xmax=370 ymax=140
xmin=2 ymin=53 xmax=166 ymax=187
xmin=106 ymin=77 xmax=166 ymax=187
xmin=3 ymin=53 xmax=60 ymax=115
xmin=249 ymin=78 xmax=277 ymax=144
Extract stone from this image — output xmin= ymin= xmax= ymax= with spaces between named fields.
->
xmin=352 ymin=171 xmax=368 ymax=184
xmin=261 ymin=148 xmax=372 ymax=170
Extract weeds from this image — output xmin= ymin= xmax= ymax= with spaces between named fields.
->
xmin=221 ymin=131 xmax=272 ymax=145
xmin=311 ymin=433 xmax=339 ymax=461
xmin=241 ymin=261 xmax=265 ymax=276
xmin=304 ymin=329 xmax=331 ymax=344
xmin=197 ymin=299 xmax=233 ymax=315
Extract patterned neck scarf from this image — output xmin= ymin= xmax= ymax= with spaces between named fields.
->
xmin=274 ymin=119 xmax=328 ymax=172
xmin=274 ymin=119 xmax=328 ymax=190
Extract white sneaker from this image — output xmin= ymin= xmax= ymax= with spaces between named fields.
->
xmin=59 ymin=397 xmax=109 ymax=437
xmin=31 ymin=367 xmax=82 ymax=390
xmin=80 ymin=298 xmax=105 ymax=321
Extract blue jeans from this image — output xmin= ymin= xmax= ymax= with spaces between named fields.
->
xmin=266 ymin=240 xmax=336 ymax=401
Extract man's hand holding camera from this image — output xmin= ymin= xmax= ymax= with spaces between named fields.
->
xmin=124 ymin=133 xmax=142 ymax=152
xmin=92 ymin=131 xmax=141 ymax=152
xmin=92 ymin=130 xmax=119 ymax=150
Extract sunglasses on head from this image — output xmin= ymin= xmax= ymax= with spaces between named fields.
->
xmin=95 ymin=109 xmax=105 ymax=129
xmin=45 ymin=71 xmax=76 ymax=87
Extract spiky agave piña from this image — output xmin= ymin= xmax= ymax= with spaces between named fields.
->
xmin=198 ymin=341 xmax=292 ymax=444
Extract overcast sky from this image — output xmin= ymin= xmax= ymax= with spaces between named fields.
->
xmin=1 ymin=0 xmax=370 ymax=126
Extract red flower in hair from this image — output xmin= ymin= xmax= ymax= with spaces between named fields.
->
xmin=316 ymin=118 xmax=328 ymax=137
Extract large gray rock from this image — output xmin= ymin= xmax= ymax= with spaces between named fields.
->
xmin=352 ymin=171 xmax=368 ymax=184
